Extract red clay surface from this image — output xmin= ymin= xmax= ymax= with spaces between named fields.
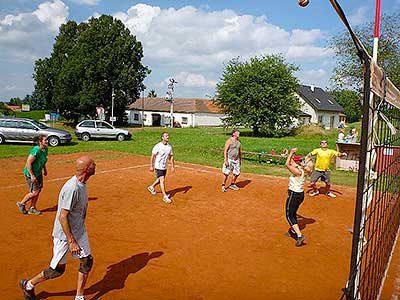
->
xmin=0 ymin=151 xmax=369 ymax=299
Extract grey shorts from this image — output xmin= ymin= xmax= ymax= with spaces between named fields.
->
xmin=25 ymin=175 xmax=43 ymax=192
xmin=155 ymin=169 xmax=167 ymax=178
xmin=310 ymin=170 xmax=331 ymax=184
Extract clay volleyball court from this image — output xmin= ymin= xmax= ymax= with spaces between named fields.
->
xmin=1 ymin=150 xmax=390 ymax=300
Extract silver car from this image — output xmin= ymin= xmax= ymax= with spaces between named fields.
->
xmin=0 ymin=117 xmax=72 ymax=147
xmin=75 ymin=120 xmax=132 ymax=141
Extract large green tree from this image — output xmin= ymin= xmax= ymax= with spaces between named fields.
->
xmin=328 ymin=89 xmax=362 ymax=123
xmin=214 ymin=55 xmax=300 ymax=137
xmin=33 ymin=15 xmax=150 ymax=122
xmin=330 ymin=12 xmax=400 ymax=90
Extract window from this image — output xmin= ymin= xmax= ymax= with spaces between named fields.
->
xmin=182 ymin=117 xmax=188 ymax=125
xmin=97 ymin=122 xmax=113 ymax=129
xmin=318 ymin=115 xmax=323 ymax=124
xmin=315 ymin=98 xmax=321 ymax=103
xmin=327 ymin=99 xmax=334 ymax=104
xmin=134 ymin=113 xmax=139 ymax=121
xmin=19 ymin=121 xmax=36 ymax=129
xmin=80 ymin=121 xmax=95 ymax=128
xmin=5 ymin=120 xmax=18 ymax=128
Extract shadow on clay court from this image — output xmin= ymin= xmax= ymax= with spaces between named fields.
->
xmin=235 ymin=180 xmax=251 ymax=188
xmin=297 ymin=214 xmax=316 ymax=231
xmin=40 ymin=198 xmax=98 ymax=214
xmin=168 ymin=185 xmax=192 ymax=198
xmin=36 ymin=251 xmax=164 ymax=300
xmin=306 ymin=187 xmax=343 ymax=196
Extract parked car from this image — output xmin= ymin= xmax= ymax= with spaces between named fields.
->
xmin=75 ymin=120 xmax=132 ymax=141
xmin=0 ymin=117 xmax=72 ymax=147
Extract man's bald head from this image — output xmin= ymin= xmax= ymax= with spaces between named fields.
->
xmin=76 ymin=156 xmax=96 ymax=179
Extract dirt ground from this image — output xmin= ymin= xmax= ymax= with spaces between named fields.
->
xmin=0 ymin=151 xmax=396 ymax=299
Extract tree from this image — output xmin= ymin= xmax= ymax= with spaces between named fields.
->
xmin=328 ymin=90 xmax=362 ymax=123
xmin=8 ymin=97 xmax=23 ymax=106
xmin=330 ymin=12 xmax=400 ymax=90
xmin=147 ymin=89 xmax=157 ymax=98
xmin=214 ymin=55 xmax=300 ymax=137
xmin=23 ymin=91 xmax=46 ymax=110
xmin=33 ymin=15 xmax=150 ymax=123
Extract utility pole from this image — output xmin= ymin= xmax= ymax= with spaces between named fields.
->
xmin=142 ymin=89 xmax=145 ymax=129
xmin=166 ymin=78 xmax=177 ymax=128
xmin=111 ymin=84 xmax=115 ymax=125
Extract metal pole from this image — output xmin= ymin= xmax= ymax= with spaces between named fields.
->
xmin=111 ymin=85 xmax=114 ymax=125
xmin=170 ymin=101 xmax=174 ymax=128
xmin=142 ymin=89 xmax=144 ymax=129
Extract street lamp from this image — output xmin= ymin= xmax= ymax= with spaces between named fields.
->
xmin=166 ymin=78 xmax=177 ymax=128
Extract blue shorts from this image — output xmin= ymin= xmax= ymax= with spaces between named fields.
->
xmin=155 ymin=169 xmax=167 ymax=178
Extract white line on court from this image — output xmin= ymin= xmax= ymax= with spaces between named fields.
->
xmin=0 ymin=164 xmax=149 ymax=190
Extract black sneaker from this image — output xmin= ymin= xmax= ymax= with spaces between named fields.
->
xmin=17 ymin=202 xmax=27 ymax=214
xmin=285 ymin=229 xmax=297 ymax=240
xmin=295 ymin=235 xmax=306 ymax=247
xmin=19 ymin=279 xmax=35 ymax=300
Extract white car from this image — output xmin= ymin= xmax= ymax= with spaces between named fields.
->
xmin=75 ymin=120 xmax=131 ymax=141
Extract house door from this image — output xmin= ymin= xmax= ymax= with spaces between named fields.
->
xmin=330 ymin=116 xmax=335 ymax=129
xmin=152 ymin=114 xmax=161 ymax=126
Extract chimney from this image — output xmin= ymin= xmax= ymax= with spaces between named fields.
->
xmin=310 ymin=85 xmax=315 ymax=92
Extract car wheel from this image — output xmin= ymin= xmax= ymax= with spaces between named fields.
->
xmin=116 ymin=133 xmax=126 ymax=141
xmin=81 ymin=133 xmax=90 ymax=141
xmin=48 ymin=136 xmax=60 ymax=147
xmin=0 ymin=134 xmax=5 ymax=144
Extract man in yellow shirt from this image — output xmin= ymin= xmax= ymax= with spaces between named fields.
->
xmin=306 ymin=140 xmax=347 ymax=198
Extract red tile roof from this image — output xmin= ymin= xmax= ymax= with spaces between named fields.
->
xmin=128 ymin=98 xmax=221 ymax=114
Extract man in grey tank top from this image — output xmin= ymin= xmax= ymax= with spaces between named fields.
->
xmin=221 ymin=130 xmax=242 ymax=192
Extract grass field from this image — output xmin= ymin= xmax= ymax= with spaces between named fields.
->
xmin=0 ymin=124 xmax=359 ymax=186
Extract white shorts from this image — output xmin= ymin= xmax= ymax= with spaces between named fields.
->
xmin=222 ymin=158 xmax=241 ymax=176
xmin=50 ymin=232 xmax=91 ymax=269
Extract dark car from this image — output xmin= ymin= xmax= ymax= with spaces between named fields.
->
xmin=0 ymin=117 xmax=72 ymax=146
xmin=75 ymin=120 xmax=132 ymax=141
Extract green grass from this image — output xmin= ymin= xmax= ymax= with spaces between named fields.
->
xmin=0 ymin=124 xmax=359 ymax=186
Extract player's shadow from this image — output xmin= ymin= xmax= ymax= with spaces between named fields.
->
xmin=306 ymin=187 xmax=343 ymax=196
xmin=297 ymin=214 xmax=316 ymax=230
xmin=36 ymin=251 xmax=164 ymax=300
xmin=168 ymin=185 xmax=192 ymax=198
xmin=235 ymin=180 xmax=251 ymax=188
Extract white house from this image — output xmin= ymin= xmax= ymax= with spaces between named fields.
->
xmin=296 ymin=85 xmax=345 ymax=129
xmin=126 ymin=97 xmax=224 ymax=127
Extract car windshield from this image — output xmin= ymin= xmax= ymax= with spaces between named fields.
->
xmin=30 ymin=120 xmax=49 ymax=129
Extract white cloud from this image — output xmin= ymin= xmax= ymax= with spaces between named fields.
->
xmin=162 ymin=72 xmax=217 ymax=88
xmin=113 ymin=4 xmax=330 ymax=96
xmin=0 ymin=0 xmax=69 ymax=63
xmin=4 ymin=85 xmax=18 ymax=91
xmin=70 ymin=0 xmax=100 ymax=5
xmin=349 ymin=6 xmax=369 ymax=26
xmin=297 ymin=69 xmax=330 ymax=88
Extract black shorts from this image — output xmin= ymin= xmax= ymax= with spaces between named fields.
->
xmin=155 ymin=169 xmax=167 ymax=178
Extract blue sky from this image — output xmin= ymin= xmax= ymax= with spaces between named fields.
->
xmin=0 ymin=0 xmax=399 ymax=101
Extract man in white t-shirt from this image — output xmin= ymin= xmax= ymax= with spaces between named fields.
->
xmin=19 ymin=156 xmax=96 ymax=300
xmin=148 ymin=132 xmax=175 ymax=203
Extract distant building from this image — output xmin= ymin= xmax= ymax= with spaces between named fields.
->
xmin=4 ymin=104 xmax=22 ymax=112
xmin=126 ymin=97 xmax=224 ymax=127
xmin=296 ymin=84 xmax=345 ymax=129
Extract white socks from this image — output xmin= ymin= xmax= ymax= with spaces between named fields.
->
xmin=75 ymin=296 xmax=85 ymax=300
xmin=26 ymin=280 xmax=34 ymax=290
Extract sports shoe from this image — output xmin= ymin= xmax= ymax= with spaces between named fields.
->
xmin=163 ymin=195 xmax=172 ymax=204
xmin=326 ymin=192 xmax=337 ymax=198
xmin=285 ymin=229 xmax=298 ymax=240
xmin=295 ymin=235 xmax=306 ymax=247
xmin=229 ymin=184 xmax=239 ymax=191
xmin=19 ymin=279 xmax=35 ymax=300
xmin=28 ymin=208 xmax=42 ymax=215
xmin=221 ymin=185 xmax=226 ymax=192
xmin=17 ymin=201 xmax=28 ymax=214
xmin=309 ymin=190 xmax=319 ymax=196
xmin=147 ymin=186 xmax=157 ymax=195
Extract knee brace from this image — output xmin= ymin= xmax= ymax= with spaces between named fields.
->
xmin=43 ymin=265 xmax=66 ymax=279
xmin=79 ymin=255 xmax=93 ymax=273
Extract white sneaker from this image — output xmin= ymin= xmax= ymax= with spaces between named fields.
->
xmin=147 ymin=186 xmax=156 ymax=195
xmin=221 ymin=185 xmax=226 ymax=192
xmin=229 ymin=184 xmax=240 ymax=191
xmin=309 ymin=190 xmax=319 ymax=196
xmin=163 ymin=195 xmax=172 ymax=204
xmin=326 ymin=192 xmax=337 ymax=198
